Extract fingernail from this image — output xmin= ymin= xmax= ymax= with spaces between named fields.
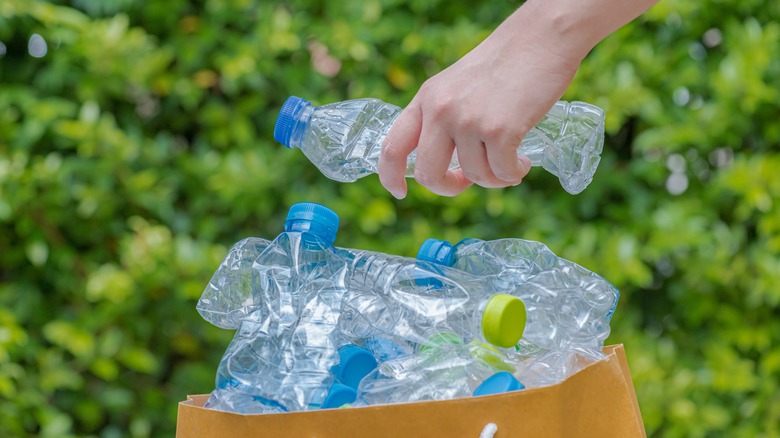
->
xmin=389 ymin=188 xmax=406 ymax=199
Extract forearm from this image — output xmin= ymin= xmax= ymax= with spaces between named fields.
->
xmin=494 ymin=0 xmax=660 ymax=63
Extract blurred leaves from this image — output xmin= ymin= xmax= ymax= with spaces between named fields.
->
xmin=0 ymin=0 xmax=779 ymax=437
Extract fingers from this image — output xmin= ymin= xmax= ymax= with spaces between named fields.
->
xmin=379 ymin=102 xmax=473 ymax=198
xmin=455 ymin=130 xmax=520 ymax=189
xmin=378 ymin=106 xmax=422 ymax=199
xmin=413 ymin=116 xmax=473 ymax=197
xmin=484 ymin=128 xmax=532 ymax=184
xmin=379 ymin=92 xmax=533 ymax=197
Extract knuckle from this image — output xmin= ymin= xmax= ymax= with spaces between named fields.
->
xmin=483 ymin=123 xmax=528 ymax=146
xmin=380 ymin=140 xmax=406 ymax=161
xmin=458 ymin=114 xmax=479 ymax=131
xmin=461 ymin=169 xmax=483 ymax=183
xmin=427 ymin=96 xmax=455 ymax=120
xmin=482 ymin=123 xmax=510 ymax=143
xmin=413 ymin=168 xmax=441 ymax=188
xmin=381 ymin=136 xmax=414 ymax=162
xmin=418 ymin=79 xmax=435 ymax=95
xmin=461 ymin=168 xmax=490 ymax=185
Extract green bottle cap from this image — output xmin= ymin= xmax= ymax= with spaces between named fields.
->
xmin=481 ymin=294 xmax=526 ymax=348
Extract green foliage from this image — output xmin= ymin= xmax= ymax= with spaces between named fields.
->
xmin=1 ymin=0 xmax=778 ymax=436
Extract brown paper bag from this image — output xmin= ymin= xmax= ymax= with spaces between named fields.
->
xmin=176 ymin=344 xmax=645 ymax=438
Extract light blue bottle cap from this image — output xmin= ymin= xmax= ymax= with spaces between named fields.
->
xmin=284 ymin=202 xmax=339 ymax=245
xmin=473 ymin=371 xmax=524 ymax=397
xmin=321 ymin=383 xmax=357 ymax=409
xmin=336 ymin=344 xmax=378 ymax=390
xmin=274 ymin=96 xmax=311 ymax=148
xmin=364 ymin=337 xmax=409 ymax=362
xmin=417 ymin=238 xmax=455 ymax=266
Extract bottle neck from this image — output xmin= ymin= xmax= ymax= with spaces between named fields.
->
xmin=283 ymin=217 xmax=338 ymax=251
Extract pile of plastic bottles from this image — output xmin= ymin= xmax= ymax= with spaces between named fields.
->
xmin=197 ymin=202 xmax=619 ymax=414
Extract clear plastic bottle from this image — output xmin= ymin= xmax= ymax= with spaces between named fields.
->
xmin=417 ymin=238 xmax=619 ymax=352
xmin=274 ymin=96 xmax=606 ymax=194
xmin=336 ymin=250 xmax=527 ymax=350
xmin=355 ymin=343 xmax=502 ymax=406
xmin=506 ymin=340 xmax=604 ymax=389
xmin=197 ymin=237 xmax=271 ymax=330
xmin=362 ymin=335 xmax=414 ymax=362
xmin=205 ymin=203 xmax=351 ymax=413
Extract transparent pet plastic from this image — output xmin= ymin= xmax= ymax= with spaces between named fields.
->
xmin=275 ymin=97 xmax=605 ymax=194
xmin=337 ymin=251 xmax=526 ymax=350
xmin=419 ymin=238 xmax=619 ymax=352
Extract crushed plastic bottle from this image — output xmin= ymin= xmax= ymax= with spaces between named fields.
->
xmin=274 ymin=96 xmax=605 ymax=194
xmin=205 ymin=203 xmax=351 ymax=413
xmin=336 ymin=250 xmax=527 ymax=350
xmin=197 ymin=237 xmax=271 ymax=330
xmin=355 ymin=343 xmax=504 ymax=406
xmin=507 ymin=340 xmax=605 ymax=389
xmin=417 ymin=238 xmax=619 ymax=352
xmin=362 ymin=335 xmax=414 ymax=362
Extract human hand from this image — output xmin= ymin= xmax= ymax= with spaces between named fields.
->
xmin=378 ymin=0 xmax=658 ymax=199
xmin=377 ymin=10 xmax=582 ymax=199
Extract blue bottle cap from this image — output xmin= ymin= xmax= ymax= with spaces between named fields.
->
xmin=321 ymin=383 xmax=357 ymax=409
xmin=284 ymin=202 xmax=339 ymax=245
xmin=473 ymin=371 xmax=524 ymax=397
xmin=336 ymin=344 xmax=378 ymax=390
xmin=416 ymin=238 xmax=455 ymax=266
xmin=363 ymin=337 xmax=409 ymax=362
xmin=274 ymin=96 xmax=311 ymax=148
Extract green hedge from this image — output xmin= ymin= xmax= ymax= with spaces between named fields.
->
xmin=1 ymin=0 xmax=778 ymax=436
